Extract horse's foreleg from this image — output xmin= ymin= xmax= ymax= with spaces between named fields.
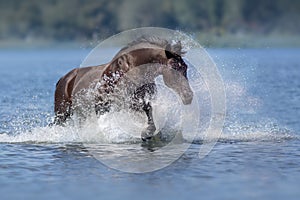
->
xmin=141 ymin=102 xmax=156 ymax=141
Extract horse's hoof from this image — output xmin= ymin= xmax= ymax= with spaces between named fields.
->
xmin=141 ymin=130 xmax=155 ymax=141
xmin=141 ymin=125 xmax=156 ymax=141
xmin=141 ymin=137 xmax=148 ymax=142
xmin=141 ymin=132 xmax=153 ymax=141
xmin=141 ymin=136 xmax=152 ymax=142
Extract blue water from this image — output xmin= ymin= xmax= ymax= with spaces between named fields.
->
xmin=0 ymin=48 xmax=300 ymax=200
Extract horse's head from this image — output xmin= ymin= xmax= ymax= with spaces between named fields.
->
xmin=108 ymin=37 xmax=193 ymax=105
xmin=161 ymin=43 xmax=193 ymax=105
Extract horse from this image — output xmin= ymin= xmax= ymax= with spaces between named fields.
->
xmin=54 ymin=36 xmax=193 ymax=141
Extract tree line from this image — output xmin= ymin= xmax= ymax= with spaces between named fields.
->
xmin=0 ymin=0 xmax=299 ymax=41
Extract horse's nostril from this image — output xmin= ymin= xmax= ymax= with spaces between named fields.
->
xmin=182 ymin=89 xmax=193 ymax=105
xmin=183 ymin=96 xmax=192 ymax=105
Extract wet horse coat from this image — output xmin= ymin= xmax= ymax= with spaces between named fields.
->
xmin=54 ymin=37 xmax=193 ymax=140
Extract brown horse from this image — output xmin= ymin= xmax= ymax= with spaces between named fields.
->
xmin=54 ymin=36 xmax=193 ymax=141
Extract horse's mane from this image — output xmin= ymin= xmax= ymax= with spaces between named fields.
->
xmin=115 ymin=36 xmax=185 ymax=59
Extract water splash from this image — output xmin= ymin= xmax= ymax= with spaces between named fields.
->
xmin=0 ymin=120 xmax=296 ymax=144
xmin=0 ymin=71 xmax=297 ymax=144
xmin=0 ymin=83 xmax=183 ymax=144
xmin=0 ymin=32 xmax=297 ymax=145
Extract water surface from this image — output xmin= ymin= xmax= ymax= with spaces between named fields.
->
xmin=0 ymin=48 xmax=299 ymax=200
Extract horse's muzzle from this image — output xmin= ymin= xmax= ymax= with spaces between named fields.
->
xmin=181 ymin=89 xmax=193 ymax=105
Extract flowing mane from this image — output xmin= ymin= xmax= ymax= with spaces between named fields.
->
xmin=113 ymin=36 xmax=186 ymax=60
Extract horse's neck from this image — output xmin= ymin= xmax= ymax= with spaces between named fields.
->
xmin=132 ymin=63 xmax=162 ymax=82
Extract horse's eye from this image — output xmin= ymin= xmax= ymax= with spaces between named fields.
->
xmin=118 ymin=58 xmax=123 ymax=66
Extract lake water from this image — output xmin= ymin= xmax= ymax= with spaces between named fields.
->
xmin=0 ymin=48 xmax=299 ymax=200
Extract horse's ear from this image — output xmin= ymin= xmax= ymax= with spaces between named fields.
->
xmin=165 ymin=44 xmax=173 ymax=59
xmin=165 ymin=50 xmax=174 ymax=59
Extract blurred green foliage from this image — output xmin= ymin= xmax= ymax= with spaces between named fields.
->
xmin=0 ymin=0 xmax=299 ymax=43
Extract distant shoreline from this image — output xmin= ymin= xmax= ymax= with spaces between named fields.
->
xmin=1 ymin=33 xmax=300 ymax=49
xmin=197 ymin=33 xmax=300 ymax=48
